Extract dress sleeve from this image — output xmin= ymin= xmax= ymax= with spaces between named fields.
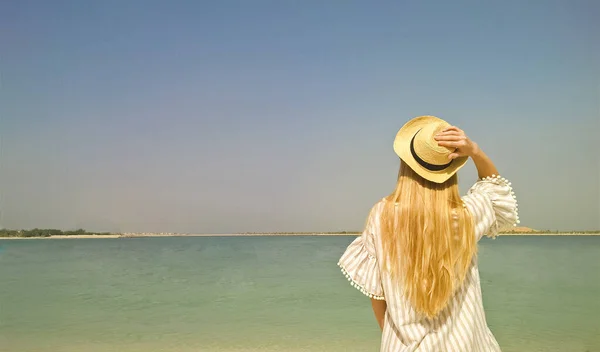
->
xmin=337 ymin=204 xmax=385 ymax=300
xmin=462 ymin=174 xmax=519 ymax=240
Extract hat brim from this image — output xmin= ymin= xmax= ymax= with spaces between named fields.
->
xmin=393 ymin=116 xmax=468 ymax=184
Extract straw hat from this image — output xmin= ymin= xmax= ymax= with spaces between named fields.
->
xmin=393 ymin=115 xmax=469 ymax=183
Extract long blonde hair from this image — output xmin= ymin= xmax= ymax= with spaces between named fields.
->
xmin=381 ymin=161 xmax=476 ymax=318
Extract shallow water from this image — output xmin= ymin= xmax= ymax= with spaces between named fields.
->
xmin=0 ymin=236 xmax=598 ymax=352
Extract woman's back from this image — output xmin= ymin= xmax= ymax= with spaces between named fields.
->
xmin=337 ymin=116 xmax=519 ymax=351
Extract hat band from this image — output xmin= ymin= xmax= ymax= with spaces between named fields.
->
xmin=410 ymin=130 xmax=453 ymax=171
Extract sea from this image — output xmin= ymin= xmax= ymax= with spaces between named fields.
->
xmin=0 ymin=235 xmax=598 ymax=352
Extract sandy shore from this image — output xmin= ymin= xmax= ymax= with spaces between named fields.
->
xmin=0 ymin=234 xmax=121 ymax=240
xmin=179 ymin=233 xmax=600 ymax=237
xmin=1 ymin=232 xmax=598 ymax=240
xmin=496 ymin=232 xmax=599 ymax=236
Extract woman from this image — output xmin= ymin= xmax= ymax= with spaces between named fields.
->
xmin=338 ymin=115 xmax=518 ymax=351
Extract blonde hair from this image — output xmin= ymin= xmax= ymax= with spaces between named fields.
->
xmin=381 ymin=161 xmax=476 ymax=318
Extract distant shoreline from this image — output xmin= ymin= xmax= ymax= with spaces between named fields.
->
xmin=1 ymin=232 xmax=598 ymax=240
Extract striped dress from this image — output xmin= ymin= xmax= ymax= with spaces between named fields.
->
xmin=338 ymin=175 xmax=519 ymax=352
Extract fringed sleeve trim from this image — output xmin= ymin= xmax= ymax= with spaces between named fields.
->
xmin=338 ymin=235 xmax=385 ymax=300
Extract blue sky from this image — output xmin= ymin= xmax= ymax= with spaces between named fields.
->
xmin=1 ymin=0 xmax=598 ymax=233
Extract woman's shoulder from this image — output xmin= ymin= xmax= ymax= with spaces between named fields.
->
xmin=363 ymin=197 xmax=392 ymax=228
xmin=370 ymin=197 xmax=390 ymax=215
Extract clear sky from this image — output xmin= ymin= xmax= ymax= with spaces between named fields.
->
xmin=1 ymin=0 xmax=598 ymax=233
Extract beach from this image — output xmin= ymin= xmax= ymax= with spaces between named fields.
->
xmin=1 ymin=231 xmax=598 ymax=240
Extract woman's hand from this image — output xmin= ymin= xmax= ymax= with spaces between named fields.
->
xmin=434 ymin=126 xmax=480 ymax=160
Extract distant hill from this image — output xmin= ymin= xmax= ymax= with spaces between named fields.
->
xmin=507 ymin=227 xmax=537 ymax=233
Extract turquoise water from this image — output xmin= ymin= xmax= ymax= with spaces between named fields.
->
xmin=0 ymin=236 xmax=598 ymax=352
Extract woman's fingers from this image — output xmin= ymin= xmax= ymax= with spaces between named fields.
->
xmin=434 ymin=135 xmax=463 ymax=141
xmin=437 ymin=140 xmax=463 ymax=148
xmin=435 ymin=131 xmax=462 ymax=137
xmin=435 ymin=125 xmax=470 ymax=158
